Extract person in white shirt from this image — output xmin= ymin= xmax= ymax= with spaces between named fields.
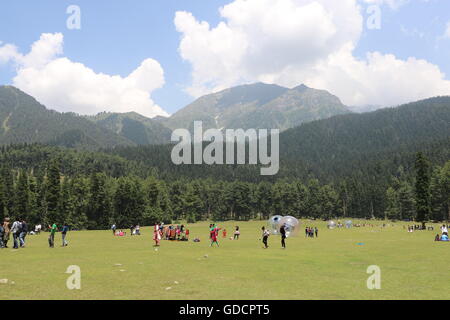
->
xmin=10 ymin=220 xmax=22 ymax=249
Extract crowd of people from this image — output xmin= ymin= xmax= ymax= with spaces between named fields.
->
xmin=406 ymin=224 xmax=428 ymax=232
xmin=150 ymin=223 xmax=191 ymax=246
xmin=111 ymin=224 xmax=142 ymax=236
xmin=305 ymin=227 xmax=318 ymax=238
xmin=0 ymin=218 xmax=28 ymax=249
xmin=0 ymin=217 xmax=69 ymax=249
xmin=3 ymin=217 xmax=449 ymax=250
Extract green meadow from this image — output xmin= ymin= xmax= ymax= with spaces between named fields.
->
xmin=0 ymin=220 xmax=449 ymax=300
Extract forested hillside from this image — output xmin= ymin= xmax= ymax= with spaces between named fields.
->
xmin=0 ymin=86 xmax=133 ymax=149
xmin=86 ymin=112 xmax=172 ymax=145
xmin=0 ymin=96 xmax=449 ymax=228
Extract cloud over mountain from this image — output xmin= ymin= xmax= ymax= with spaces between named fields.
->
xmin=0 ymin=33 xmax=169 ymax=118
xmin=175 ymin=0 xmax=450 ymax=107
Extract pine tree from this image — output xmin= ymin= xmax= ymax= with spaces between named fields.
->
xmin=170 ymin=181 xmax=185 ymax=221
xmin=440 ymin=161 xmax=450 ymax=221
xmin=415 ymin=152 xmax=431 ymax=228
xmin=28 ymin=174 xmax=40 ymax=225
xmin=59 ymin=177 xmax=74 ymax=226
xmin=183 ymin=183 xmax=204 ymax=222
xmin=70 ymin=177 xmax=89 ymax=230
xmin=1 ymin=166 xmax=14 ymax=218
xmin=13 ymin=170 xmax=30 ymax=220
xmin=430 ymin=167 xmax=445 ymax=221
xmin=398 ymin=181 xmax=415 ymax=221
xmin=113 ymin=177 xmax=145 ymax=228
xmin=385 ymin=187 xmax=400 ymax=221
xmin=88 ymin=172 xmax=111 ymax=229
xmin=45 ymin=160 xmax=61 ymax=225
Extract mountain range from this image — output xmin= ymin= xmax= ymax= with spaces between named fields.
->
xmin=102 ymin=95 xmax=450 ymax=182
xmin=0 ymin=83 xmax=352 ymax=149
xmin=162 ymin=82 xmax=350 ymax=131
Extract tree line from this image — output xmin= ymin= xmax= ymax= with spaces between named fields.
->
xmin=0 ymin=152 xmax=448 ymax=230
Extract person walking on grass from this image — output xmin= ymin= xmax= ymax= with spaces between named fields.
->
xmin=233 ymin=226 xmax=240 ymax=240
xmin=48 ymin=223 xmax=57 ymax=248
xmin=111 ymin=224 xmax=116 ymax=235
xmin=261 ymin=226 xmax=270 ymax=249
xmin=61 ymin=224 xmax=69 ymax=247
xmin=315 ymin=227 xmax=318 ymax=238
xmin=11 ymin=219 xmax=22 ymax=249
xmin=19 ymin=219 xmax=28 ymax=248
xmin=153 ymin=223 xmax=161 ymax=246
xmin=0 ymin=223 xmax=4 ymax=248
xmin=280 ymin=224 xmax=287 ymax=249
xmin=2 ymin=218 xmax=10 ymax=248
xmin=210 ymin=224 xmax=220 ymax=247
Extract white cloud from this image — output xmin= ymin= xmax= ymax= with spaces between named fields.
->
xmin=362 ymin=0 xmax=409 ymax=10
xmin=0 ymin=43 xmax=21 ymax=65
xmin=175 ymin=0 xmax=450 ymax=107
xmin=0 ymin=33 xmax=169 ymax=118
xmin=444 ymin=21 xmax=450 ymax=39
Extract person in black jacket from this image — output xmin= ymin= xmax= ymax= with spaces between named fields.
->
xmin=19 ymin=220 xmax=28 ymax=248
xmin=280 ymin=224 xmax=286 ymax=249
xmin=0 ymin=224 xmax=4 ymax=248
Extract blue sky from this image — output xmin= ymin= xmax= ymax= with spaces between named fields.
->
xmin=0 ymin=0 xmax=449 ymax=116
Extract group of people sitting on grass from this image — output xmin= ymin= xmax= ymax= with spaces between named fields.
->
xmin=151 ymin=222 xmax=190 ymax=246
xmin=111 ymin=224 xmax=141 ymax=236
xmin=407 ymin=224 xmax=428 ymax=232
xmin=435 ymin=225 xmax=449 ymax=242
xmin=162 ymin=224 xmax=190 ymax=241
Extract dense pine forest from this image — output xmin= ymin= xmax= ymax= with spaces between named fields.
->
xmin=0 ymin=142 xmax=448 ymax=229
xmin=0 ymin=88 xmax=449 ymax=229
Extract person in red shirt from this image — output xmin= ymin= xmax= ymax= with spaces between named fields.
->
xmin=210 ymin=224 xmax=220 ymax=247
xmin=222 ymin=229 xmax=227 ymax=238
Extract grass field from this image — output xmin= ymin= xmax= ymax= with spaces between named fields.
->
xmin=0 ymin=220 xmax=449 ymax=300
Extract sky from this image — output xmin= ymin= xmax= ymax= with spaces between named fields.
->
xmin=0 ymin=0 xmax=449 ymax=117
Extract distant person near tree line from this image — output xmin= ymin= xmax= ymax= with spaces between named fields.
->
xmin=48 ymin=223 xmax=57 ymax=248
xmin=1 ymin=218 xmax=10 ymax=248
xmin=61 ymin=224 xmax=69 ymax=247
xmin=10 ymin=219 xmax=22 ymax=249
xmin=261 ymin=226 xmax=270 ymax=249
xmin=280 ymin=224 xmax=286 ymax=249
xmin=234 ymin=226 xmax=240 ymax=240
